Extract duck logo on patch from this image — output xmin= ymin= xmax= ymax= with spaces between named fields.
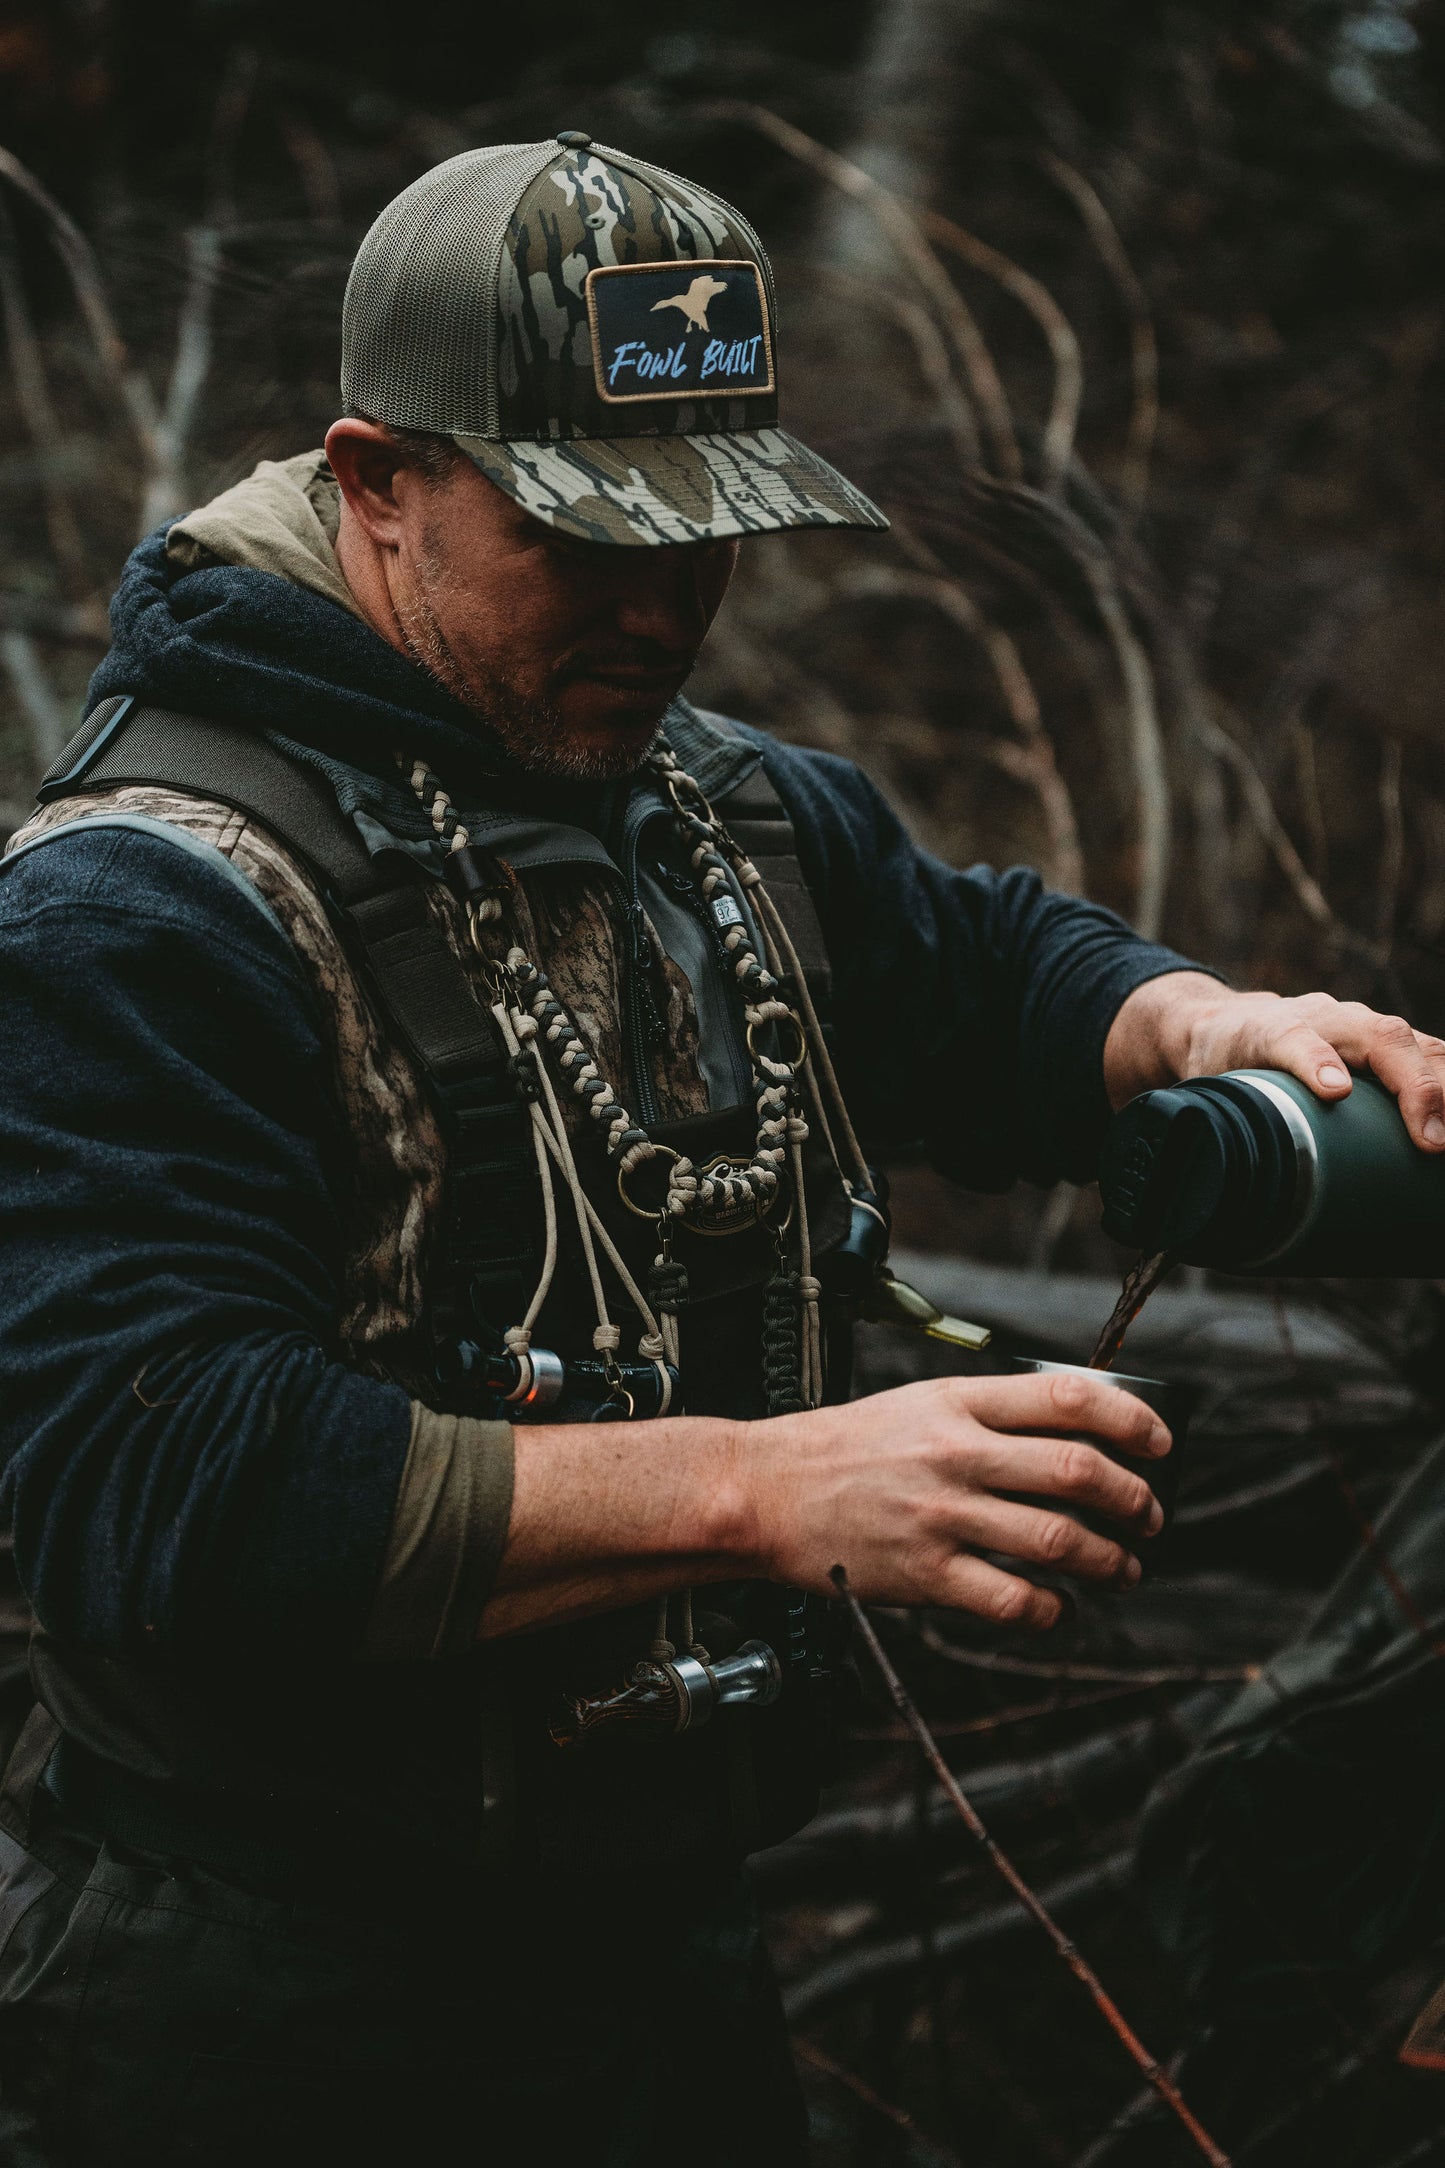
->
xmin=586 ymin=259 xmax=775 ymax=405
xmin=650 ymin=274 xmax=728 ymax=333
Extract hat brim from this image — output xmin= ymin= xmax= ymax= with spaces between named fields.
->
xmin=452 ymin=426 xmax=887 ymax=547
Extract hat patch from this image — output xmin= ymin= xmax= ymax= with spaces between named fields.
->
xmin=586 ymin=259 xmax=774 ymax=405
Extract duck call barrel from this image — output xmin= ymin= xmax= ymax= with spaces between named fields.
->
xmin=1098 ymin=1068 xmax=1445 ymax=1275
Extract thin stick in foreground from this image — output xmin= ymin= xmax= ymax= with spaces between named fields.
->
xmin=830 ymin=1568 xmax=1231 ymax=2168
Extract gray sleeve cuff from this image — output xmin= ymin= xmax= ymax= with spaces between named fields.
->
xmin=358 ymin=1405 xmax=515 ymax=1662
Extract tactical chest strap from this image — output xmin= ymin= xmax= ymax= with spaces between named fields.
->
xmin=39 ymin=698 xmax=537 ymax=1342
xmin=37 ymin=700 xmax=837 ymax=1350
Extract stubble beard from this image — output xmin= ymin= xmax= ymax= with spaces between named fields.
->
xmin=394 ymin=578 xmax=664 ymax=784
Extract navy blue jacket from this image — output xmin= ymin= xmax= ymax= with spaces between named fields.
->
xmin=0 ymin=531 xmax=1199 ymax=1662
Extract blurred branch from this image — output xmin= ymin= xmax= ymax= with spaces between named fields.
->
xmin=142 ymin=51 xmax=258 ymax=529
xmin=831 ymin=560 xmax=1084 ymax=891
xmin=142 ymin=225 xmax=223 ymax=531
xmin=1192 ymin=703 xmax=1387 ymax=968
xmin=0 ymin=592 xmax=107 ymax=643
xmin=915 ymin=1620 xmax=1256 ymax=1686
xmin=0 ymin=146 xmax=161 ymax=489
xmin=0 ymin=629 xmax=70 ymax=767
xmin=0 ymin=195 xmax=86 ymax=588
xmin=279 ymin=108 xmax=343 ymax=227
xmin=921 ymin=206 xmax=1084 ymax=494
xmin=792 ymin=2039 xmax=965 ymax=2168
xmin=828 ymin=271 xmax=981 ymax=467
xmin=783 ymin=1849 xmax=1134 ymax=2025
xmin=880 ymin=470 xmax=1170 ymax=933
xmin=700 ymin=100 xmax=1023 ymax=479
xmin=1039 ymin=152 xmax=1158 ymax=519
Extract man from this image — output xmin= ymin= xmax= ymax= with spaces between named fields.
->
xmin=0 ymin=133 xmax=1440 ymax=2166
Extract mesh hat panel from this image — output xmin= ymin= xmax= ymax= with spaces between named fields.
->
xmin=342 ymin=141 xmax=559 ymax=436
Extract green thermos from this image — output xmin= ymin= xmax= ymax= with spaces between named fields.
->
xmin=1098 ymin=1068 xmax=1445 ymax=1275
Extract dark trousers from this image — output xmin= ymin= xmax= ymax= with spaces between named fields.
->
xmin=0 ymin=1790 xmax=809 ymax=2166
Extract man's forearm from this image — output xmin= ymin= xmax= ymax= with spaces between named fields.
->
xmin=479 ymin=1373 xmax=1172 ymax=1642
xmin=480 ymin=1413 xmax=753 ymax=1638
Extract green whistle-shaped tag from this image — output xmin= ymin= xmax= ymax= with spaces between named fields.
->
xmin=861 ymin=1269 xmax=992 ymax=1351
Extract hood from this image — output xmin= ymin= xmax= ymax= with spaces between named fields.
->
xmin=88 ymin=452 xmax=517 ymax=799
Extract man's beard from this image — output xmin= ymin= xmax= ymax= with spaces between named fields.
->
xmin=395 ymin=581 xmax=665 ymax=783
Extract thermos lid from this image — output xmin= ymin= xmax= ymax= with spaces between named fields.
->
xmin=1098 ymin=1075 xmax=1299 ymax=1263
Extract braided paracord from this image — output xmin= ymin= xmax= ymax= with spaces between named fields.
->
xmin=401 ymin=755 xmax=503 ymax=922
xmin=398 ymin=743 xmax=810 ymax=1230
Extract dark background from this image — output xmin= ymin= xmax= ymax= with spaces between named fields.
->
xmin=5 ymin=5 xmax=1445 ymax=2162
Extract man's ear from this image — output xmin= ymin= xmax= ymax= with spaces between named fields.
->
xmin=324 ymin=418 xmax=411 ymax=547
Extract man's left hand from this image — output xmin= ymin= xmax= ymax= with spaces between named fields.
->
xmin=1104 ymin=971 xmax=1445 ymax=1151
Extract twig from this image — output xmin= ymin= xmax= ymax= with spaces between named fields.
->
xmin=0 ymin=628 xmax=70 ymax=767
xmin=792 ymin=2038 xmax=964 ymax=2167
xmin=844 ymin=1678 xmax=1183 ymax=1740
xmin=141 ymin=50 xmax=256 ymax=529
xmin=825 ymin=271 xmax=980 ymax=468
xmin=914 ymin=1619 xmax=1256 ymax=1686
xmin=1078 ymin=546 xmax=1170 ymax=937
xmin=921 ymin=206 xmax=1084 ymax=494
xmin=142 ymin=225 xmax=223 ymax=531
xmin=700 ymin=100 xmax=1022 ymax=479
xmin=784 ymin=1848 xmax=1134 ymax=2025
xmin=0 ymin=592 xmax=108 ymax=643
xmin=0 ymin=146 xmax=160 ymax=481
xmin=832 ymin=1569 xmax=1231 ymax=2165
xmin=279 ymin=107 xmax=343 ymax=226
xmin=1290 ymin=715 xmax=1329 ymax=885
xmin=1038 ymin=153 xmax=1158 ymax=519
xmin=1192 ymin=702 xmax=1385 ymax=966
xmin=829 ymin=561 xmax=1084 ymax=891
xmin=0 ymin=192 xmax=86 ymax=585
xmin=1272 ymin=1293 xmax=1445 ymax=1667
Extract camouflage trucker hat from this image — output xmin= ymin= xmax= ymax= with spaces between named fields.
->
xmin=341 ymin=131 xmax=887 ymax=547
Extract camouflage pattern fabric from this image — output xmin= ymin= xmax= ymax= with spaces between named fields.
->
xmin=475 ymin=141 xmax=888 ymax=544
xmin=455 ymin=420 xmax=887 ymax=546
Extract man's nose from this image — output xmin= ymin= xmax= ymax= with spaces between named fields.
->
xmin=612 ymin=547 xmax=716 ymax=653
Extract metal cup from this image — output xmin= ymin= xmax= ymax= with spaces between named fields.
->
xmin=969 ymin=1355 xmax=1193 ymax=1556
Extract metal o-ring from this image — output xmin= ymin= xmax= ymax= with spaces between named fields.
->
xmin=746 ymin=1012 xmax=809 ymax=1072
xmin=616 ymin=1144 xmax=682 ymax=1220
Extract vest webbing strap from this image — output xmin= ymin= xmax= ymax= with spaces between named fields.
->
xmin=38 ymin=701 xmax=536 ymax=1348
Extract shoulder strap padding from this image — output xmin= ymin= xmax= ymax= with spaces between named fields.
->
xmin=40 ymin=698 xmax=377 ymax=906
xmin=39 ymin=700 xmax=537 ymax=1334
xmin=714 ymin=762 xmax=833 ymax=1006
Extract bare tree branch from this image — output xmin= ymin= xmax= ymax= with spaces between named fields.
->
xmin=0 ymin=628 xmax=70 ymax=767
xmin=792 ymin=2038 xmax=965 ymax=2167
xmin=1039 ymin=152 xmax=1159 ymax=518
xmin=921 ymin=206 xmax=1085 ymax=493
xmin=0 ymin=145 xmax=161 ymax=486
xmin=142 ymin=225 xmax=223 ymax=531
xmin=701 ymin=100 xmax=1023 ymax=480
xmin=0 ymin=194 xmax=87 ymax=587
xmin=829 ymin=560 xmax=1085 ymax=891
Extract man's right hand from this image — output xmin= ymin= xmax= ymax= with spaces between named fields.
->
xmin=483 ymin=1368 xmax=1168 ymax=1640
xmin=747 ymin=1371 xmax=1168 ymax=1633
